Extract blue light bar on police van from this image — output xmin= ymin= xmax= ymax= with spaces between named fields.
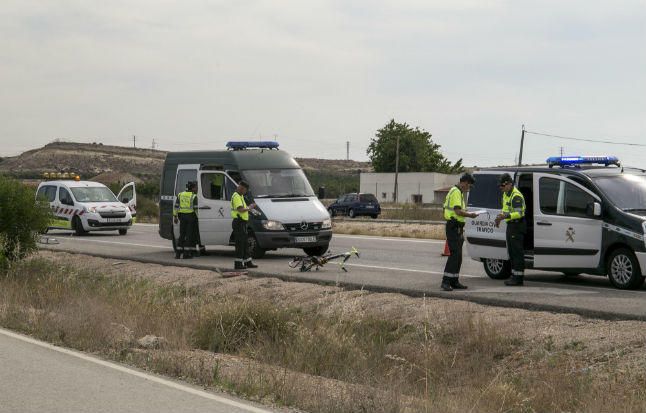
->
xmin=546 ymin=155 xmax=620 ymax=168
xmin=226 ymin=141 xmax=280 ymax=150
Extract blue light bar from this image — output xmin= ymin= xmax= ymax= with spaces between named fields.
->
xmin=226 ymin=141 xmax=279 ymax=150
xmin=546 ymin=155 xmax=620 ymax=168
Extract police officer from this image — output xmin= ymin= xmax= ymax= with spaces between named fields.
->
xmin=231 ymin=180 xmax=258 ymax=270
xmin=495 ymin=173 xmax=526 ymax=286
xmin=173 ymin=181 xmax=198 ymax=259
xmin=441 ymin=173 xmax=479 ymax=291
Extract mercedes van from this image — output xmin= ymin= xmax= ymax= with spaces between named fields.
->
xmin=158 ymin=141 xmax=332 ymax=258
xmin=465 ymin=156 xmax=646 ymax=289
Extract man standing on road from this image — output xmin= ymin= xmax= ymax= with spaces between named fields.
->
xmin=231 ymin=180 xmax=258 ymax=270
xmin=441 ymin=173 xmax=479 ymax=291
xmin=495 ymin=173 xmax=526 ymax=286
xmin=173 ymin=181 xmax=198 ymax=259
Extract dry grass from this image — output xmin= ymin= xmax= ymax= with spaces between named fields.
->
xmin=333 ymin=221 xmax=445 ymax=240
xmin=3 ymin=254 xmax=646 ymax=412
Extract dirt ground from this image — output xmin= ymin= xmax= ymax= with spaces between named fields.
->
xmin=38 ymin=250 xmax=646 ymax=367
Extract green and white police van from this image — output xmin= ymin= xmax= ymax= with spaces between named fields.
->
xmin=465 ymin=156 xmax=646 ymax=289
xmin=36 ymin=180 xmax=136 ymax=235
xmin=158 ymin=141 xmax=332 ymax=258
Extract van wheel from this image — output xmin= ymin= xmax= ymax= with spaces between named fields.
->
xmin=348 ymin=209 xmax=356 ymax=218
xmin=118 ymin=229 xmax=128 ymax=235
xmin=248 ymin=232 xmax=266 ymax=259
xmin=607 ymin=248 xmax=645 ymax=289
xmin=72 ymin=216 xmax=87 ymax=236
xmin=371 ymin=214 xmax=378 ymax=219
xmin=303 ymin=245 xmax=329 ymax=256
xmin=328 ymin=208 xmax=336 ymax=217
xmin=483 ymin=259 xmax=511 ymax=279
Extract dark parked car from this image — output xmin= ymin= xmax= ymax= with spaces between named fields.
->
xmin=328 ymin=193 xmax=381 ymax=219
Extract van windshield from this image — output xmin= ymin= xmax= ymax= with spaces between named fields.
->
xmin=592 ymin=174 xmax=646 ymax=213
xmin=242 ymin=169 xmax=315 ymax=198
xmin=71 ymin=187 xmax=118 ymax=203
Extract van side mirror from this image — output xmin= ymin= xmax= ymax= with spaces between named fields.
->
xmin=587 ymin=202 xmax=601 ymax=217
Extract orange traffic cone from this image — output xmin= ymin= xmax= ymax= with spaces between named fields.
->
xmin=441 ymin=241 xmax=451 ymax=256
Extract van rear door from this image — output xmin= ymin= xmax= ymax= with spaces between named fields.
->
xmin=465 ymin=172 xmax=507 ymax=260
xmin=196 ymin=170 xmax=234 ymax=245
xmin=533 ymin=173 xmax=602 ymax=269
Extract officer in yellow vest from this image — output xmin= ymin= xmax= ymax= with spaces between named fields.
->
xmin=441 ymin=173 xmax=479 ymax=291
xmin=495 ymin=173 xmax=527 ymax=286
xmin=173 ymin=181 xmax=198 ymax=259
xmin=231 ymin=180 xmax=258 ymax=270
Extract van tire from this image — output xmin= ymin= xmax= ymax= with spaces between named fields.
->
xmin=73 ymin=216 xmax=87 ymax=236
xmin=328 ymin=208 xmax=336 ymax=217
xmin=303 ymin=245 xmax=329 ymax=256
xmin=118 ymin=229 xmax=128 ymax=235
xmin=607 ymin=248 xmax=645 ymax=290
xmin=371 ymin=214 xmax=378 ymax=219
xmin=483 ymin=259 xmax=511 ymax=279
xmin=348 ymin=209 xmax=356 ymax=218
xmin=248 ymin=232 xmax=266 ymax=259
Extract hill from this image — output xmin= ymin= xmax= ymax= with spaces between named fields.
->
xmin=0 ymin=141 xmax=371 ymax=184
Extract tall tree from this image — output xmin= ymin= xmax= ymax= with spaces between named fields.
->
xmin=367 ymin=120 xmax=463 ymax=173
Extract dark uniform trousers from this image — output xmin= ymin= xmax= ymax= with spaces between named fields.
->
xmin=178 ymin=212 xmax=198 ymax=253
xmin=506 ymin=219 xmax=526 ymax=278
xmin=232 ymin=218 xmax=250 ymax=263
xmin=443 ymin=219 xmax=464 ymax=277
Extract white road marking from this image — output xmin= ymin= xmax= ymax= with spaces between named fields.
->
xmin=0 ymin=327 xmax=273 ymax=413
xmin=345 ymin=263 xmax=483 ymax=278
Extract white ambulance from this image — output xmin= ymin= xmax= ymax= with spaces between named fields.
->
xmin=36 ymin=180 xmax=136 ymax=235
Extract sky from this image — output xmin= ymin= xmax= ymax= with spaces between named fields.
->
xmin=1 ymin=0 xmax=645 ymax=167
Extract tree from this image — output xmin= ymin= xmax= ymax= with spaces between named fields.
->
xmin=367 ymin=120 xmax=464 ymax=174
xmin=0 ymin=175 xmax=51 ymax=268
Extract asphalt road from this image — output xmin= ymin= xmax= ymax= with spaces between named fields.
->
xmin=39 ymin=224 xmax=646 ymax=320
xmin=0 ymin=328 xmax=276 ymax=413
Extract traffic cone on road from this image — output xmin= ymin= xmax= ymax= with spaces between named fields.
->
xmin=441 ymin=241 xmax=451 ymax=256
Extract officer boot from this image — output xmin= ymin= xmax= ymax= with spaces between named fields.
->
xmin=234 ymin=261 xmax=246 ymax=270
xmin=183 ymin=250 xmax=194 ymax=259
xmin=198 ymin=246 xmax=208 ymax=256
xmin=504 ymin=275 xmax=524 ymax=286
xmin=175 ymin=250 xmax=182 ymax=259
xmin=441 ymin=277 xmax=453 ymax=291
xmin=450 ymin=277 xmax=468 ymax=289
xmin=246 ymin=261 xmax=258 ymax=269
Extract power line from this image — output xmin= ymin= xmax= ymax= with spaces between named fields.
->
xmin=525 ymin=130 xmax=646 ymax=147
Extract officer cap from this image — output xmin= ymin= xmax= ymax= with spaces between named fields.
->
xmin=499 ymin=173 xmax=514 ymax=185
xmin=459 ymin=173 xmax=475 ymax=184
xmin=238 ymin=180 xmax=250 ymax=189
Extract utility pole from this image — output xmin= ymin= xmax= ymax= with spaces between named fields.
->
xmin=133 ymin=135 xmax=136 ymax=148
xmin=346 ymin=141 xmax=350 ymax=161
xmin=394 ymin=136 xmax=400 ymax=203
xmin=152 ymin=139 xmax=156 ymax=150
xmin=560 ymin=146 xmax=564 ymax=157
xmin=517 ymin=125 xmax=525 ymax=167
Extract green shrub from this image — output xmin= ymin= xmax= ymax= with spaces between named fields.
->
xmin=0 ymin=175 xmax=51 ymax=266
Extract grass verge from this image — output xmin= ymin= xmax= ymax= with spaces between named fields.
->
xmin=2 ymin=256 xmax=646 ymax=412
xmin=333 ymin=221 xmax=445 ymax=240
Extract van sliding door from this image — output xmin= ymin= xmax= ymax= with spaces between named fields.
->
xmin=533 ymin=173 xmax=602 ymax=269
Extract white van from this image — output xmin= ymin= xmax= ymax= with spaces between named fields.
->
xmin=36 ymin=180 xmax=136 ymax=235
xmin=158 ymin=141 xmax=332 ymax=258
xmin=465 ymin=156 xmax=646 ymax=290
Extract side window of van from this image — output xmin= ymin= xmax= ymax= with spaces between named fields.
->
xmin=201 ymin=173 xmax=225 ymax=200
xmin=540 ymin=178 xmax=595 ymax=218
xmin=467 ymin=174 xmax=502 ymax=209
xmin=225 ymin=178 xmax=237 ymax=201
xmin=37 ymin=185 xmax=57 ymax=203
xmin=59 ymin=188 xmax=74 ymax=206
xmin=175 ymin=170 xmax=198 ymax=195
xmin=565 ymin=183 xmax=595 ymax=218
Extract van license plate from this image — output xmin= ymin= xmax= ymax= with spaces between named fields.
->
xmin=295 ymin=236 xmax=316 ymax=243
xmin=106 ymin=218 xmax=122 ymax=223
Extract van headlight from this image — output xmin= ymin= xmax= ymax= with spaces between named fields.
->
xmin=321 ymin=218 xmax=332 ymax=229
xmin=262 ymin=220 xmax=284 ymax=231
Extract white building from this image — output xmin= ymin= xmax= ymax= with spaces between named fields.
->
xmin=360 ymin=172 xmax=460 ymax=204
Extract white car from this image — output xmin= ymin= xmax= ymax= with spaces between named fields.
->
xmin=36 ymin=180 xmax=136 ymax=235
